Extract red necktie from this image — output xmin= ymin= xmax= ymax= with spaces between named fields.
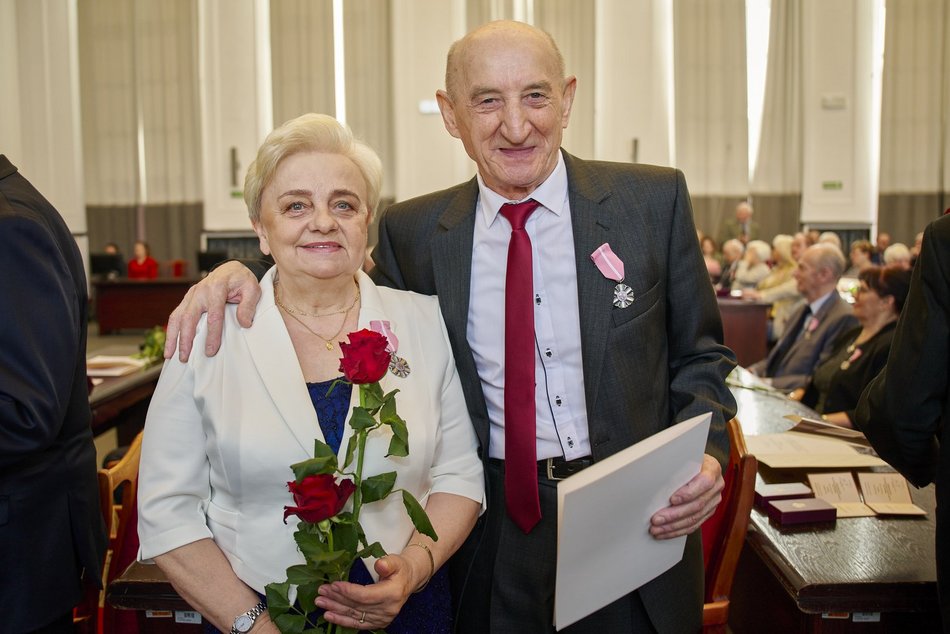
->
xmin=500 ymin=200 xmax=541 ymax=533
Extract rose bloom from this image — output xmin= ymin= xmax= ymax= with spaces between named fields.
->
xmin=283 ymin=474 xmax=356 ymax=524
xmin=339 ymin=329 xmax=391 ymax=384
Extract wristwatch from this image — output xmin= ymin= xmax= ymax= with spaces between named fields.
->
xmin=230 ymin=601 xmax=267 ymax=634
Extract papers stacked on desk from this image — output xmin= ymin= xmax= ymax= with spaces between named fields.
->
xmin=554 ymin=412 xmax=711 ymax=630
xmin=87 ymin=354 xmax=148 ymax=378
xmin=744 ymin=431 xmax=887 ymax=468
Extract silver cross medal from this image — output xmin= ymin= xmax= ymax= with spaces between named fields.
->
xmin=613 ymin=282 xmax=634 ymax=308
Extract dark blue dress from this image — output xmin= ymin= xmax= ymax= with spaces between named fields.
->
xmin=206 ymin=378 xmax=451 ymax=633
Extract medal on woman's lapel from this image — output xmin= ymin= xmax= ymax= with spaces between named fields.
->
xmin=369 ymin=320 xmax=410 ymax=378
xmin=590 ymin=243 xmax=634 ymax=308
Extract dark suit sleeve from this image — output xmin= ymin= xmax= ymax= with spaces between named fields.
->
xmin=0 ymin=215 xmax=82 ymax=467
xmin=370 ymin=207 xmax=409 ymax=290
xmin=856 ymin=220 xmax=950 ymax=487
xmin=665 ymin=170 xmax=737 ymax=469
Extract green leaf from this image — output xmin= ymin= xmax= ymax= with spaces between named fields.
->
xmin=342 ymin=434 xmax=357 ymax=469
xmin=264 ymin=581 xmax=291 ymax=616
xmin=349 ymin=407 xmax=377 ymax=431
xmin=402 ymin=490 xmax=438 ymax=541
xmin=313 ymin=439 xmax=337 ymax=462
xmin=361 ymin=471 xmax=397 ymax=503
xmin=295 ymin=531 xmax=330 ymax=562
xmin=290 ymin=454 xmax=337 ymax=482
xmin=355 ymin=541 xmax=388 ymax=559
xmin=295 ymin=581 xmax=320 ymax=615
xmin=379 ymin=393 xmax=401 ymax=425
xmin=386 ymin=416 xmax=409 ymax=458
xmin=274 ymin=612 xmax=307 ymax=634
xmin=331 ymin=521 xmax=360 ymax=555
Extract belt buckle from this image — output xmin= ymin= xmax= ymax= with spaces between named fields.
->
xmin=546 ymin=458 xmax=562 ymax=481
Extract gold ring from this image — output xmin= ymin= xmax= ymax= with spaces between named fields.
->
xmin=359 ymin=610 xmax=366 ymax=624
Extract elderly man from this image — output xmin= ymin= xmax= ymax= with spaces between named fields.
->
xmin=750 ymin=243 xmax=857 ymax=390
xmin=718 ymin=201 xmax=758 ymax=245
xmin=166 ymin=21 xmax=736 ymax=633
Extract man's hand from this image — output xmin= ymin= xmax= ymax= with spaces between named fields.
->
xmin=163 ymin=261 xmax=262 ymax=362
xmin=649 ymin=453 xmax=724 ymax=539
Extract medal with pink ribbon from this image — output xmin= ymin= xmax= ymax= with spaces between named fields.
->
xmin=590 ymin=243 xmax=634 ymax=308
xmin=369 ymin=319 xmax=411 ymax=378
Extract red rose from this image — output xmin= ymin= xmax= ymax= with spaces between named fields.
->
xmin=338 ymin=329 xmax=391 ymax=384
xmin=283 ymin=474 xmax=356 ymax=524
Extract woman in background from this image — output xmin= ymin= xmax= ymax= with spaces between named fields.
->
xmin=128 ymin=240 xmax=159 ymax=279
xmin=791 ymin=266 xmax=911 ymax=428
xmin=743 ymin=235 xmax=803 ymax=342
xmin=731 ymin=239 xmax=771 ymax=290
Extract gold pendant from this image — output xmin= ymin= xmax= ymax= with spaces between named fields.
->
xmin=325 ymin=341 xmax=334 ymax=351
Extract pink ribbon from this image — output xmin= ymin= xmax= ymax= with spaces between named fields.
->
xmin=590 ymin=243 xmax=625 ymax=282
xmin=369 ymin=320 xmax=399 ymax=354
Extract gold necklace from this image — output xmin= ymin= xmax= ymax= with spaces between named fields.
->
xmin=275 ymin=280 xmax=360 ymax=350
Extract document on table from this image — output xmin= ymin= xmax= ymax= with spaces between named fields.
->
xmin=857 ymin=472 xmax=927 ymax=516
xmin=554 ymin=412 xmax=711 ymax=630
xmin=784 ymin=415 xmax=871 ymax=448
xmin=744 ymin=432 xmax=887 ymax=468
xmin=807 ymin=472 xmax=875 ymax=517
xmin=86 ymin=354 xmax=148 ymax=377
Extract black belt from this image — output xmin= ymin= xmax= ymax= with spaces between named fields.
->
xmin=489 ymin=456 xmax=593 ymax=481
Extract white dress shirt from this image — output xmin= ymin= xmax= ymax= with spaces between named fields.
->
xmin=467 ymin=154 xmax=591 ymax=461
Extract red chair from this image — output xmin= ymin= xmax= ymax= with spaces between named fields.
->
xmin=701 ymin=418 xmax=757 ymax=632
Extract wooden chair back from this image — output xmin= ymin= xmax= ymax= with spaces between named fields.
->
xmin=701 ymin=418 xmax=758 ymax=632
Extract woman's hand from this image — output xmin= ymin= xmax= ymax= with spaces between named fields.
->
xmin=787 ymin=388 xmax=806 ymax=401
xmin=314 ymin=554 xmax=424 ymax=630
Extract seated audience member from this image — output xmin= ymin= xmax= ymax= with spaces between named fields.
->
xmin=790 ymin=266 xmax=911 ymax=428
xmin=883 ymin=243 xmax=912 ymax=270
xmin=743 ymin=235 xmax=803 ymax=342
xmin=128 ymin=240 xmax=159 ymax=279
xmin=872 ymin=231 xmax=891 ymax=264
xmin=731 ymin=239 xmax=771 ymax=290
xmin=806 ymin=229 xmax=821 ymax=246
xmin=700 ymin=234 xmax=722 ymax=282
xmin=104 ymin=241 xmax=121 ymax=255
xmin=818 ymin=231 xmax=842 ymax=249
xmin=718 ymin=201 xmax=758 ymax=245
xmin=844 ymin=240 xmax=874 ymax=277
xmin=749 ymin=243 xmax=857 ymax=390
xmin=718 ymin=238 xmax=744 ymax=290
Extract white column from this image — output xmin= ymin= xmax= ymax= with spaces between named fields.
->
xmin=390 ymin=0 xmax=472 ymax=201
xmin=800 ymin=0 xmax=878 ymax=227
xmin=594 ymin=0 xmax=672 ymax=166
xmin=198 ymin=0 xmax=273 ymax=231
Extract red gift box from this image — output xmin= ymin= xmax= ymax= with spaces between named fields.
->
xmin=766 ymin=498 xmax=837 ymax=526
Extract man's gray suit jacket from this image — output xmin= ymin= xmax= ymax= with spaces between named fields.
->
xmin=371 ymin=150 xmax=737 ymax=632
xmin=752 ymin=293 xmax=857 ymax=391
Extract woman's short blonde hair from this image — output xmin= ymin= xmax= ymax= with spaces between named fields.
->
xmin=771 ymin=234 xmax=794 ymax=265
xmin=243 ymin=113 xmax=383 ymax=223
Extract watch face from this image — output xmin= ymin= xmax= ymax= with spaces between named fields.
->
xmin=235 ymin=615 xmax=254 ymax=632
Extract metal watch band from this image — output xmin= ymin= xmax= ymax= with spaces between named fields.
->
xmin=230 ymin=600 xmax=267 ymax=634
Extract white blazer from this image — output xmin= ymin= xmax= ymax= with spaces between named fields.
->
xmin=138 ymin=268 xmax=485 ymax=593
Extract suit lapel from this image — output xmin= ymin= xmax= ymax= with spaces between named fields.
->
xmin=242 ymin=270 xmax=322 ymax=456
xmin=428 ymin=180 xmax=493 ymax=449
xmin=563 ymin=152 xmax=654 ymax=415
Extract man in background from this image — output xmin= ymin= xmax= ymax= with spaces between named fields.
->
xmin=718 ymin=201 xmax=758 ymax=245
xmin=0 ymin=155 xmax=106 ymax=632
xmin=165 ymin=21 xmax=736 ymax=632
xmin=750 ymin=243 xmax=857 ymax=390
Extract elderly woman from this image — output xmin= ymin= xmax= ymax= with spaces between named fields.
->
xmin=791 ymin=266 xmax=912 ymax=428
xmin=731 ymin=239 xmax=771 ymax=290
xmin=137 ymin=114 xmax=484 ymax=633
xmin=844 ymin=239 xmax=874 ymax=277
xmin=743 ymin=234 xmax=803 ymax=341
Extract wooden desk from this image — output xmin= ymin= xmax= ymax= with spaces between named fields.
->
xmin=108 ymin=562 xmax=202 ymax=632
xmin=88 ymin=346 xmax=162 ymax=444
xmin=717 ymin=298 xmax=770 ymax=367
xmin=728 ymin=380 xmax=940 ymax=631
xmin=94 ymin=278 xmax=195 ymax=335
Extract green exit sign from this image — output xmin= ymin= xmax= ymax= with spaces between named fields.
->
xmin=822 ymin=180 xmax=843 ymax=190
